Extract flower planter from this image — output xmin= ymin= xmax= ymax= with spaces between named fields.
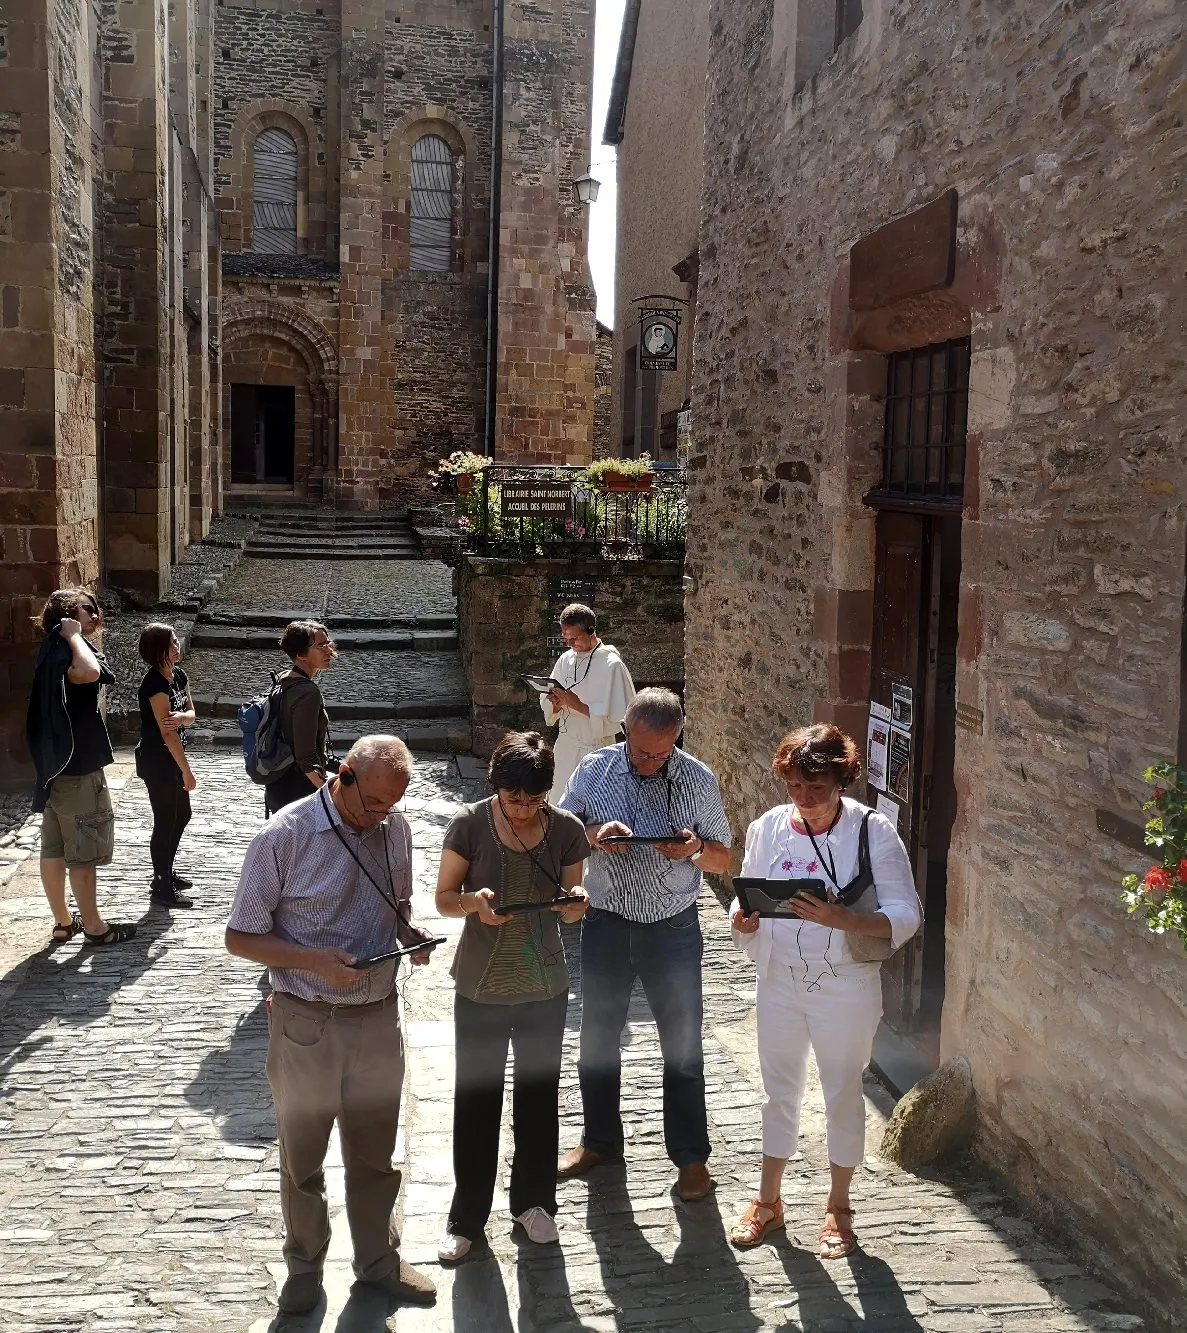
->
xmin=600 ymin=471 xmax=655 ymax=493
xmin=454 ymin=473 xmax=475 ymax=495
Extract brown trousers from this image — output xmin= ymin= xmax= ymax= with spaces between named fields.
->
xmin=266 ymin=990 xmax=406 ymax=1280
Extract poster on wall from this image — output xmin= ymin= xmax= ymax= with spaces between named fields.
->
xmin=867 ymin=715 xmax=889 ymax=791
xmin=891 ymin=682 xmax=914 ymax=730
xmin=546 ymin=577 xmax=596 ymax=661
xmin=888 ymin=726 xmax=912 ymax=801
xmin=876 ymin=792 xmax=901 ymax=830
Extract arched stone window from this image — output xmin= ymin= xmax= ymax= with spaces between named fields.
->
xmin=251 ymin=127 xmax=298 ymax=254
xmin=409 ymin=134 xmax=455 ymax=271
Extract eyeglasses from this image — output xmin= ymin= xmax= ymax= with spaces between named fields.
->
xmin=80 ymin=603 xmax=101 ymax=617
xmin=626 ymin=738 xmax=674 ymax=765
xmin=501 ymin=793 xmax=549 ymax=810
xmin=312 ymin=637 xmax=336 ymax=650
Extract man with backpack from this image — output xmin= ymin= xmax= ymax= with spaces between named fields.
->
xmin=259 ymin=620 xmax=338 ymax=814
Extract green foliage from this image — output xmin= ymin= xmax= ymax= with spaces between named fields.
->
xmin=578 ymin=453 xmax=655 ymax=487
xmin=1119 ymin=763 xmax=1187 ymax=951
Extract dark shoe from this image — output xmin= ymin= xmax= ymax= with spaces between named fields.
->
xmin=365 ymin=1258 xmax=436 ymax=1305
xmin=557 ymin=1145 xmax=616 ymax=1180
xmin=676 ymin=1163 xmax=714 ymax=1201
xmin=151 ymin=878 xmax=194 ymax=909
xmin=278 ymin=1271 xmax=323 ymax=1314
xmin=171 ymin=871 xmax=193 ymax=889
xmin=82 ymin=922 xmax=137 ymax=946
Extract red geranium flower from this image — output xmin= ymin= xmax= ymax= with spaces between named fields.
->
xmin=1144 ymin=866 xmax=1172 ymax=896
xmin=1178 ymin=858 xmax=1187 ymax=884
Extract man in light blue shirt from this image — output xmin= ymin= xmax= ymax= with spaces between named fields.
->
xmin=556 ymin=688 xmax=732 ymax=1202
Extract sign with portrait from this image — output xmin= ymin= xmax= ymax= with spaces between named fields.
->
xmin=638 ymin=308 xmax=680 ymax=372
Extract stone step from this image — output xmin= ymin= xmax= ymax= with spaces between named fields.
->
xmin=253 ymin=524 xmax=415 ymax=538
xmin=186 ymin=715 xmax=473 ymax=755
xmin=197 ymin=610 xmax=457 ymax=631
xmin=190 ymin=625 xmax=458 ymax=651
xmin=192 ymin=695 xmax=469 ymax=721
xmin=243 ymin=546 xmax=422 ymax=560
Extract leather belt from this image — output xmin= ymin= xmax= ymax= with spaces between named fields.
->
xmin=271 ymin=988 xmax=396 ymax=1018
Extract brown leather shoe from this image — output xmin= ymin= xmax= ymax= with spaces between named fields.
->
xmin=557 ymin=1144 xmax=614 ymax=1179
xmin=364 ymin=1258 xmax=437 ymax=1305
xmin=676 ymin=1162 xmax=714 ymax=1201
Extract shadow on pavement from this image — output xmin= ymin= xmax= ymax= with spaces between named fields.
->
xmin=584 ymin=1164 xmax=763 ymax=1330
xmin=766 ymin=1232 xmax=926 ymax=1330
xmin=452 ymin=1251 xmax=515 ymax=1331
xmin=0 ymin=911 xmax=161 ymax=1098
xmin=183 ymin=968 xmax=276 ymax=1143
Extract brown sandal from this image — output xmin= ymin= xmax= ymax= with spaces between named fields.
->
xmin=819 ymin=1203 xmax=857 ymax=1260
xmin=51 ymin=913 xmax=84 ymax=944
xmin=730 ymin=1197 xmax=784 ymax=1248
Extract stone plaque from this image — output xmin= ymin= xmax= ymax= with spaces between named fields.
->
xmin=500 ymin=481 xmax=572 ymax=519
xmin=849 ymin=190 xmax=958 ymax=311
xmin=955 ymin=702 xmax=983 ymax=735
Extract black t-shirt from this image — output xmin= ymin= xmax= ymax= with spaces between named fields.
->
xmin=62 ymin=654 xmax=117 ymax=776
xmin=138 ymin=666 xmax=190 ymax=760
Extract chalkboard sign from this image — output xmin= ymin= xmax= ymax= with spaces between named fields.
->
xmin=546 ymin=576 xmax=596 ymax=662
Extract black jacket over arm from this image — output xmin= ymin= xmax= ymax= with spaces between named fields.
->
xmin=26 ymin=631 xmax=74 ymax=813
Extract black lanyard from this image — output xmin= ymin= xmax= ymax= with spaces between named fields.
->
xmin=319 ymin=788 xmax=407 ymax=926
xmin=569 ymin=642 xmax=601 ymax=687
xmin=494 ymin=799 xmax=563 ymax=893
xmin=800 ymin=804 xmax=844 ymax=891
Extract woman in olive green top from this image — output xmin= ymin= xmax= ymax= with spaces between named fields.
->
xmin=435 ymin=732 xmax=589 ymax=1261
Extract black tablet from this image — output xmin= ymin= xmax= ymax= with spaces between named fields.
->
xmin=522 ymin=674 xmax=563 ymax=693
xmin=735 ymin=877 xmax=829 ymax=917
xmin=598 ymin=834 xmax=684 ymax=846
xmin=348 ymin=937 xmax=447 ymax=968
xmin=494 ymin=895 xmax=586 ymax=915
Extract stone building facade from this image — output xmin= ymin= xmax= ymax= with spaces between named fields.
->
xmin=215 ymin=0 xmax=598 ymax=506
xmin=682 ymin=0 xmax=1185 ymax=1324
xmin=0 ymin=0 xmax=221 ymax=776
xmin=603 ymin=0 xmax=708 ymax=461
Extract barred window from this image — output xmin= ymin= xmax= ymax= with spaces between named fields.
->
xmin=251 ymin=128 xmax=298 ymax=254
xmin=410 ymin=135 xmax=455 ymax=271
xmin=874 ymin=337 xmax=970 ymax=506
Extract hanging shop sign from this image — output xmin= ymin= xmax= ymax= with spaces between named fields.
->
xmin=633 ymin=294 xmax=688 ymax=374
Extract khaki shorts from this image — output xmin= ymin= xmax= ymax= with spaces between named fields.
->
xmin=41 ymin=771 xmax=115 ymax=869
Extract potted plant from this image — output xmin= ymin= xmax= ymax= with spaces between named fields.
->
xmin=579 ymin=454 xmax=656 ymax=494
xmin=433 ymin=450 xmax=489 ymax=496
xmin=1120 ymin=764 xmax=1187 ymax=952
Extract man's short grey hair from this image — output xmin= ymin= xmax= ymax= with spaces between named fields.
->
xmin=623 ymin=687 xmax=684 ymax=735
xmin=347 ymin=735 xmax=414 ymax=782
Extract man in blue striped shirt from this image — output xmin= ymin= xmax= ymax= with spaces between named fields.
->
xmin=556 ymin=688 xmax=732 ymax=1201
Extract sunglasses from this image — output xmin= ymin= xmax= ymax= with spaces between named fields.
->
xmin=80 ymin=602 xmax=101 ymax=617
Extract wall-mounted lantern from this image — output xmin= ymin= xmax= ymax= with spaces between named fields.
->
xmin=572 ymin=170 xmax=601 ymax=205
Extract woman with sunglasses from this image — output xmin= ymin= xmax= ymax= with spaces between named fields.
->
xmin=434 ymin=732 xmax=590 ymax=1261
xmin=728 ymin=724 xmax=920 ymax=1259
xmin=26 ymin=588 xmax=136 ymax=947
xmin=135 ymin=622 xmax=197 ymax=909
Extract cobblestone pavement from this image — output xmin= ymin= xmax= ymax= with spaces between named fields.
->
xmin=207 ymin=560 xmax=454 ymax=621
xmin=180 ymin=649 xmax=468 ymax=712
xmin=0 ymin=754 xmax=1144 ymax=1333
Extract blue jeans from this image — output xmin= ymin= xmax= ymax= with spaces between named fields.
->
xmin=578 ymin=902 xmax=710 ymax=1167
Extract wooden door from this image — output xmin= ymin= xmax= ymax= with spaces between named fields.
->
xmin=867 ymin=510 xmax=932 ymax=1028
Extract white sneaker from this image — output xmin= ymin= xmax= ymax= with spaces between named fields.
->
xmin=437 ymin=1232 xmax=472 ymax=1263
xmin=514 ymin=1206 xmax=559 ymax=1244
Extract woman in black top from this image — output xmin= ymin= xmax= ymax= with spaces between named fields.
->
xmin=136 ymin=623 xmax=197 ymax=908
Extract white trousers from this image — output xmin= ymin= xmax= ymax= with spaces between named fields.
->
xmin=755 ymin=962 xmax=883 ymax=1168
xmin=549 ymin=734 xmax=600 ymax=804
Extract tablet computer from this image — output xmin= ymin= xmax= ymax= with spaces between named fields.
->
xmin=494 ymin=895 xmax=586 ymax=915
xmin=521 ymin=674 xmax=563 ymax=693
xmin=598 ymin=834 xmax=683 ymax=846
xmin=735 ymin=877 xmax=829 ymax=917
xmin=348 ymin=937 xmax=447 ymax=968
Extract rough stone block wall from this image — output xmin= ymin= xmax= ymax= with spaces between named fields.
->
xmin=457 ymin=556 xmax=685 ymax=756
xmin=495 ymin=0 xmax=597 ymax=464
xmin=692 ymin=0 xmax=1185 ymax=1323
xmin=0 ymin=0 xmax=101 ymax=781
xmin=593 ymin=323 xmax=612 ymax=458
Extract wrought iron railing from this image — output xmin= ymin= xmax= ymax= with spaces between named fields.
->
xmin=459 ymin=463 xmax=686 ymax=559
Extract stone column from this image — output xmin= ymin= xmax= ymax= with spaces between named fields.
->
xmin=100 ymin=0 xmax=171 ymax=603
xmin=0 ymin=0 xmax=101 ymax=779
xmin=495 ymin=0 xmax=597 ymax=464
xmin=334 ymin=0 xmax=387 ymax=507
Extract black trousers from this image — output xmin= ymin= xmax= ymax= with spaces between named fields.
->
xmin=447 ymin=991 xmax=568 ymax=1241
xmin=265 ymin=767 xmax=317 ymax=815
xmin=142 ymin=760 xmax=191 ymax=880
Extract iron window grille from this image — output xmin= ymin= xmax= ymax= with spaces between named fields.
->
xmin=410 ymin=135 xmax=455 ymax=271
xmin=867 ymin=337 xmax=971 ymax=509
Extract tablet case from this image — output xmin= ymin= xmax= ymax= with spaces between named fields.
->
xmin=735 ymin=876 xmax=828 ymax=917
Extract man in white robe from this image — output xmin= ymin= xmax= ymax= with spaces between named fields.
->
xmin=541 ymin=604 xmax=636 ymax=803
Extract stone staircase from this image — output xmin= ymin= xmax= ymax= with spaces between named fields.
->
xmin=241 ymin=508 xmax=419 ymax=560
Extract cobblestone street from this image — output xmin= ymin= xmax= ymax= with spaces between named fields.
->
xmin=0 ymin=753 xmax=1144 ymax=1333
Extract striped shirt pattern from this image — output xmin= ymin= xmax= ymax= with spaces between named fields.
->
xmin=559 ymin=743 xmax=732 ymax=923
xmin=227 ymin=788 xmax=414 ymax=1003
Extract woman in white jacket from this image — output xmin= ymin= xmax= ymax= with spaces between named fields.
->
xmin=728 ymin=724 xmax=921 ymax=1258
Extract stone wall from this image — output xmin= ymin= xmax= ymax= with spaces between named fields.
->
xmin=691 ymin=0 xmax=1185 ymax=1323
xmin=457 ymin=555 xmax=684 ymax=756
